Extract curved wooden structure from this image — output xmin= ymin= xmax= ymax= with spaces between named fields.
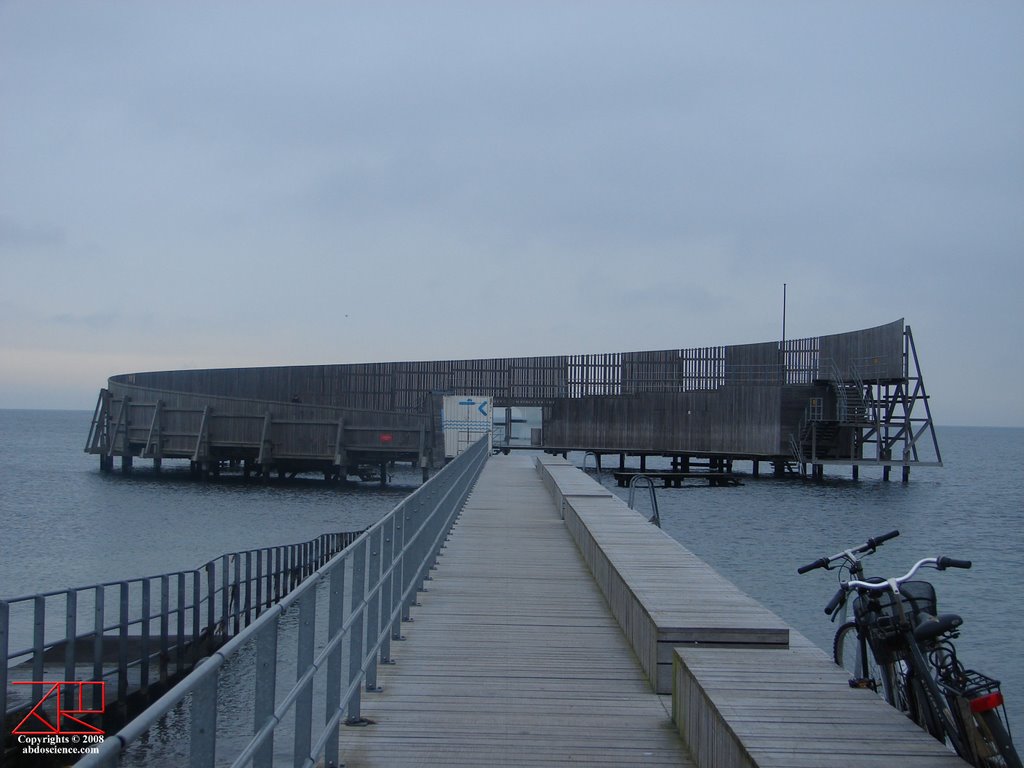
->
xmin=85 ymin=319 xmax=940 ymax=480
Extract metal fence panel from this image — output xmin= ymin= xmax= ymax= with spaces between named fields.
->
xmin=69 ymin=434 xmax=487 ymax=768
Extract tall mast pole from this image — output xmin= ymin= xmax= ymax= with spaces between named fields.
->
xmin=782 ymin=283 xmax=787 ymax=346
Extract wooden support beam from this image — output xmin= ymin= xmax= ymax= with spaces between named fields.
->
xmin=106 ymin=397 xmax=128 ymax=461
xmin=144 ymin=400 xmax=164 ymax=471
xmin=418 ymin=424 xmax=429 ymax=482
xmin=257 ymin=410 xmax=273 ymax=472
xmin=333 ymin=417 xmax=347 ymax=474
xmin=192 ymin=405 xmax=211 ymax=463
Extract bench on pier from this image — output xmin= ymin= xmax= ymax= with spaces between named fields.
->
xmin=612 ymin=469 xmax=742 ymax=488
xmin=672 ymin=641 xmax=970 ymax=768
xmin=536 ymin=456 xmax=789 ymax=694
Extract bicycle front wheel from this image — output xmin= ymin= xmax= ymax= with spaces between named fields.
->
xmin=833 ymin=622 xmax=899 ymax=706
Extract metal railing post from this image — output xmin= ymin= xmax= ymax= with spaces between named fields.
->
xmin=253 ymin=620 xmax=278 ymax=768
xmin=140 ymin=578 xmax=151 ymax=692
xmin=93 ymin=587 xmax=104 ymax=710
xmin=417 ymin=489 xmax=435 ymax=589
xmin=220 ymin=554 xmax=230 ymax=637
xmin=192 ymin=571 xmax=202 ymax=654
xmin=407 ymin=497 xmax=425 ymax=609
xmin=379 ymin=515 xmax=396 ymax=664
xmin=118 ymin=582 xmax=130 ymax=703
xmin=364 ymin=528 xmax=382 ymax=692
xmin=231 ymin=554 xmax=241 ymax=635
xmin=176 ymin=573 xmax=186 ymax=673
xmin=244 ymin=551 xmax=253 ymax=627
xmin=190 ymin=672 xmax=218 ymax=768
xmin=1 ymin=601 xmax=9 ymax=726
xmin=293 ymin=588 xmax=316 ymax=768
xmin=391 ymin=507 xmax=406 ymax=640
xmin=256 ymin=550 xmax=265 ymax=615
xmin=160 ymin=575 xmax=171 ymax=686
xmin=346 ymin=540 xmax=367 ymax=724
xmin=324 ymin=559 xmax=346 ymax=768
xmin=206 ymin=563 xmax=216 ymax=643
xmin=64 ymin=591 xmax=78 ymax=709
xmin=33 ymin=595 xmax=45 ymax=707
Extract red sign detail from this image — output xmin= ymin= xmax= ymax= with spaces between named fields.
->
xmin=12 ymin=682 xmax=106 ymax=735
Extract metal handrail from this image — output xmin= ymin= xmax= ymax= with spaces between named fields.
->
xmin=627 ymin=475 xmax=661 ymax=528
xmin=1 ymin=532 xmax=362 ymax=736
xmin=74 ymin=434 xmax=489 ymax=768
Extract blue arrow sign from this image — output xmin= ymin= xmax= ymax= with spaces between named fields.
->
xmin=478 ymin=401 xmax=489 ymax=417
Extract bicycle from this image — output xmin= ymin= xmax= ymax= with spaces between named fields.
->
xmin=839 ymin=557 xmax=1021 ymax=768
xmin=797 ymin=529 xmax=905 ymax=707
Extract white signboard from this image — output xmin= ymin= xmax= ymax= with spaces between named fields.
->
xmin=442 ymin=395 xmax=492 ymax=458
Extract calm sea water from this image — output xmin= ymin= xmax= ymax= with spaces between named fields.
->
xmin=0 ymin=409 xmax=421 ymax=598
xmin=2 ymin=410 xmax=1022 ymax=739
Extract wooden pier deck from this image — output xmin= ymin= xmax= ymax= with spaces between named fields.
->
xmin=338 ymin=452 xmax=693 ymax=766
xmin=337 ymin=452 xmax=968 ymax=767
xmin=611 ymin=469 xmax=741 ymax=487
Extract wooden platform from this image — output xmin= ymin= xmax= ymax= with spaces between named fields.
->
xmin=673 ymin=639 xmax=970 ymax=768
xmin=338 ymin=452 xmax=694 ymax=766
xmin=337 ymin=453 xmax=968 ymax=767
xmin=539 ymin=456 xmax=789 ymax=694
xmin=611 ymin=470 xmax=742 ymax=487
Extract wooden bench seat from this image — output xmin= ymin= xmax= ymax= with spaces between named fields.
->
xmin=536 ymin=456 xmax=789 ymax=693
xmin=673 ymin=641 xmax=969 ymax=767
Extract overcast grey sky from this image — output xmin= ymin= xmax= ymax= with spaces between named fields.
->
xmin=1 ymin=1 xmax=1021 ymax=426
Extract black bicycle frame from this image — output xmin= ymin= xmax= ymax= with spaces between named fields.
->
xmin=888 ymin=591 xmax=969 ymax=758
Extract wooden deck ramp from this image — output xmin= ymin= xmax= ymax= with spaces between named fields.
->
xmin=338 ymin=451 xmax=692 ymax=766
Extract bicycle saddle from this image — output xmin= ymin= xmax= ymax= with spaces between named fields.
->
xmin=913 ymin=612 xmax=963 ymax=642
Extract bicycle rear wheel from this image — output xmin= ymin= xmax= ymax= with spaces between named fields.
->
xmin=946 ymin=686 xmax=1022 ymax=768
xmin=973 ymin=708 xmax=1023 ymax=768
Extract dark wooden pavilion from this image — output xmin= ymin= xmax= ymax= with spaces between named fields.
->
xmin=86 ymin=319 xmax=940 ymax=482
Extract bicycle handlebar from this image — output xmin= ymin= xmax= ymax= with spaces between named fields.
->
xmin=844 ymin=556 xmax=971 ymax=593
xmin=938 ymin=557 xmax=972 ymax=571
xmin=797 ymin=529 xmax=900 ymax=574
xmin=867 ymin=529 xmax=900 ymax=549
xmin=824 ymin=587 xmax=845 ymax=615
xmin=797 ymin=557 xmax=829 ymax=575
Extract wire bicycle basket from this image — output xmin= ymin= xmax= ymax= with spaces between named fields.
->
xmin=853 ymin=580 xmax=937 ymax=663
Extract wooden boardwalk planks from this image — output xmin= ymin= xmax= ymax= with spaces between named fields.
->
xmin=673 ymin=639 xmax=970 ymax=768
xmin=338 ymin=452 xmax=694 ymax=767
xmin=537 ymin=456 xmax=789 ymax=693
xmin=339 ymin=454 xmax=966 ymax=767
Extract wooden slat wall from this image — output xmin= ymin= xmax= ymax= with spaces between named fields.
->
xmin=819 ymin=318 xmax=905 ymax=381
xmin=113 ymin=322 xmax=903 ymax=410
xmin=107 ymin=322 xmax=905 ymax=458
xmin=106 ymin=382 xmax=427 ymax=462
xmin=544 ymin=388 xmax=782 ymax=456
